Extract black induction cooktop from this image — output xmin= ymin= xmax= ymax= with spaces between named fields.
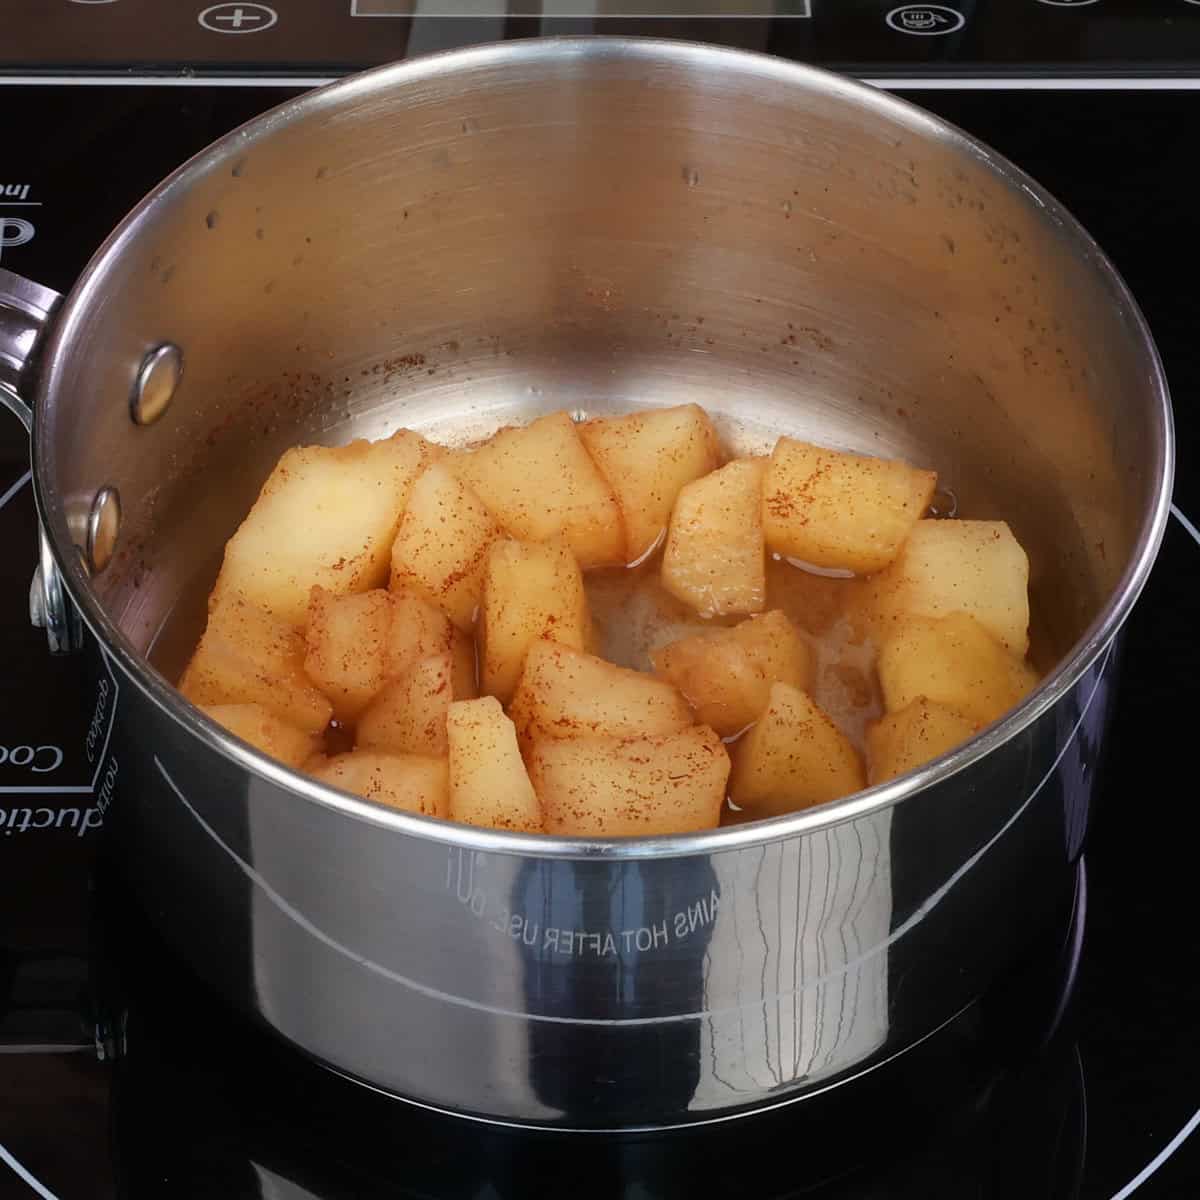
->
xmin=7 ymin=0 xmax=1200 ymax=76
xmin=2 ymin=5 xmax=1199 ymax=1199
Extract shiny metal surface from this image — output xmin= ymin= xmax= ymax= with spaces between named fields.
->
xmin=0 ymin=267 xmax=58 ymax=413
xmin=28 ymin=564 xmax=45 ymax=629
xmin=31 ymin=531 xmax=84 ymax=654
xmin=5 ymin=40 xmax=1176 ymax=1124
xmin=86 ymin=485 xmax=122 ymax=574
xmin=0 ymin=268 xmax=82 ymax=654
xmin=29 ymin=548 xmax=90 ymax=639
xmin=130 ymin=342 xmax=183 ymax=426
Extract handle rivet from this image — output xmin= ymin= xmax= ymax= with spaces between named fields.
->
xmin=131 ymin=342 xmax=182 ymax=426
xmin=87 ymin=486 xmax=121 ymax=573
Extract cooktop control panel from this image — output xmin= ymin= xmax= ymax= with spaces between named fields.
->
xmin=5 ymin=0 xmax=1200 ymax=78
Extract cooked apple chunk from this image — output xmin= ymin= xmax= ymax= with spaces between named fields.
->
xmin=304 ymin=586 xmax=475 ymax=725
xmin=357 ymin=651 xmax=456 ymax=756
xmin=729 ymin=682 xmax=865 ymax=815
xmin=508 ymin=641 xmax=692 ymax=748
xmin=210 ymin=429 xmax=437 ymax=627
xmin=854 ymin=519 xmax=1030 ymax=654
xmin=180 ymin=593 xmax=332 ymax=734
xmin=308 ymin=750 xmax=449 ymax=817
xmin=452 ymin=412 xmax=624 ymax=569
xmin=579 ymin=404 xmax=722 ymax=564
xmin=389 ymin=462 xmax=502 ymax=631
xmin=865 ymin=698 xmax=981 ymax=785
xmin=877 ymin=612 xmax=1038 ymax=726
xmin=385 ymin=588 xmax=456 ymax=680
xmin=446 ymin=696 xmax=542 ymax=832
xmin=529 ymin=725 xmax=729 ymax=836
xmin=303 ymin=586 xmax=392 ymax=723
xmin=478 ymin=539 xmax=592 ymax=704
xmin=661 ymin=458 xmax=766 ymax=618
xmin=651 ymin=610 xmax=813 ymax=736
xmin=200 ymin=703 xmax=321 ymax=768
xmin=762 ymin=438 xmax=936 ymax=575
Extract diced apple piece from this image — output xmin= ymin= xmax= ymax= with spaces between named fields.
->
xmin=661 ymin=458 xmax=766 ymax=618
xmin=762 ymin=438 xmax=937 ymax=575
xmin=385 ymin=589 xmax=455 ymax=681
xmin=446 ymin=696 xmax=541 ymax=832
xmin=308 ymin=750 xmax=449 ymax=818
xmin=452 ymin=412 xmax=624 ymax=569
xmin=389 ymin=462 xmax=502 ymax=631
xmin=385 ymin=593 xmax=477 ymax=698
xmin=357 ymin=651 xmax=454 ymax=756
xmin=210 ymin=429 xmax=437 ymax=626
xmin=303 ymin=586 xmax=392 ymax=723
xmin=855 ymin=519 xmax=1031 ymax=654
xmin=179 ymin=593 xmax=332 ymax=734
xmin=865 ymin=698 xmax=980 ymax=785
xmin=529 ymin=726 xmax=730 ymax=837
xmin=729 ymin=682 xmax=865 ymax=815
xmin=579 ymin=404 xmax=722 ymax=564
xmin=200 ymin=703 xmax=321 ymax=768
xmin=478 ymin=539 xmax=592 ymax=704
xmin=508 ymin=641 xmax=693 ymax=748
xmin=877 ymin=612 xmax=1038 ymax=726
xmin=652 ymin=610 xmax=814 ymax=736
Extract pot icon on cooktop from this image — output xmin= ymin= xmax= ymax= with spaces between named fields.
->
xmin=885 ymin=5 xmax=966 ymax=35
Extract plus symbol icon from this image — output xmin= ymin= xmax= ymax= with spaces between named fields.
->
xmin=197 ymin=3 xmax=279 ymax=33
xmin=216 ymin=7 xmax=258 ymax=25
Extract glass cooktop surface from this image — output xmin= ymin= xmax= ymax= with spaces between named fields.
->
xmin=5 ymin=1 xmax=1200 ymax=76
xmin=2 ymin=7 xmax=1199 ymax=1198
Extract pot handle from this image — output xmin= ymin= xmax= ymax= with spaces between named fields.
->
xmin=0 ymin=267 xmax=83 ymax=655
xmin=0 ymin=267 xmax=59 ymax=426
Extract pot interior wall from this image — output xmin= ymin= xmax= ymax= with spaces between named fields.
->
xmin=38 ymin=44 xmax=1160 ymax=676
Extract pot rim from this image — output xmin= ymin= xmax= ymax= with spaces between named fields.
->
xmin=34 ymin=36 xmax=1175 ymax=861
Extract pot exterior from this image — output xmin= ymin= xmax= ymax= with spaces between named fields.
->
xmin=93 ymin=635 xmax=1112 ymax=1128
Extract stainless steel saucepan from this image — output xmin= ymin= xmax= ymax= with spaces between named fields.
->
xmin=0 ymin=39 xmax=1172 ymax=1129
